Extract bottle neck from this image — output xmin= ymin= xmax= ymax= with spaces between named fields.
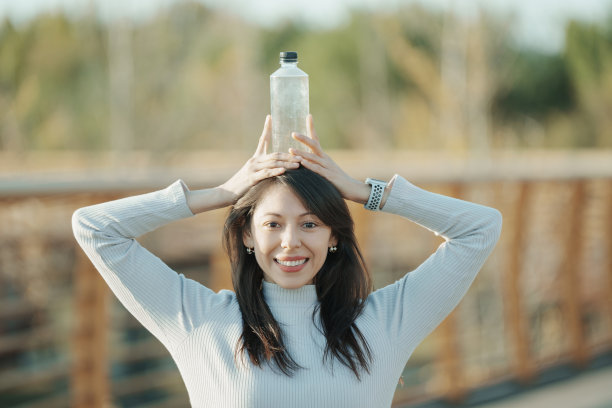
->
xmin=280 ymin=61 xmax=298 ymax=67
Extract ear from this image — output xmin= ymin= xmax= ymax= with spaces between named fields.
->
xmin=243 ymin=229 xmax=254 ymax=248
xmin=329 ymin=234 xmax=338 ymax=248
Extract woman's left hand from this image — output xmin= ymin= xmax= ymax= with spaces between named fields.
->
xmin=290 ymin=115 xmax=371 ymax=204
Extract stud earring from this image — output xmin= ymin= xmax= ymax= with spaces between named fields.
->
xmin=246 ymin=247 xmax=254 ymax=255
xmin=328 ymin=246 xmax=337 ymax=253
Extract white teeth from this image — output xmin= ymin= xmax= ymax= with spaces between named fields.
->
xmin=276 ymin=259 xmax=307 ymax=267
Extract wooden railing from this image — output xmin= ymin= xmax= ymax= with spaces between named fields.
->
xmin=1 ymin=150 xmax=611 ymax=407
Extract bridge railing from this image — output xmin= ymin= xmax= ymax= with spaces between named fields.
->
xmin=0 ymin=150 xmax=611 ymax=407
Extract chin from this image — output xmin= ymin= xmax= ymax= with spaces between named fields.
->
xmin=271 ymin=276 xmax=313 ymax=290
xmin=277 ymin=281 xmax=308 ymax=290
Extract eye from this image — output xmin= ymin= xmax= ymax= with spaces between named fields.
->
xmin=303 ymin=221 xmax=317 ymax=229
xmin=264 ymin=221 xmax=280 ymax=229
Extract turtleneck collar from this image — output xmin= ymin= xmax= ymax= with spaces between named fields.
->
xmin=262 ymin=281 xmax=318 ymax=307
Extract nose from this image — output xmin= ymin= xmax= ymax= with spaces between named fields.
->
xmin=281 ymin=225 xmax=301 ymax=249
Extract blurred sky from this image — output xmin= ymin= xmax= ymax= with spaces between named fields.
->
xmin=0 ymin=0 xmax=610 ymax=52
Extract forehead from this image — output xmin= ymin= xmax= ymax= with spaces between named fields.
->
xmin=252 ymin=184 xmax=310 ymax=217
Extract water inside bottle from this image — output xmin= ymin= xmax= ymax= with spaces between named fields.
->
xmin=270 ymin=75 xmax=309 ymax=153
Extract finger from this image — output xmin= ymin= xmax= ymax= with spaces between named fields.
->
xmin=289 ymin=147 xmax=307 ymax=157
xmin=292 ymin=132 xmax=323 ymax=155
xmin=262 ymin=115 xmax=272 ymax=154
xmin=255 ymin=160 xmax=300 ymax=171
xmin=255 ymin=115 xmax=271 ymax=155
xmin=307 ymin=114 xmax=320 ymax=142
xmin=269 ymin=151 xmax=301 ymax=160
xmin=289 ymin=148 xmax=325 ymax=166
xmin=299 ymin=158 xmax=328 ymax=177
xmin=253 ymin=167 xmax=287 ymax=182
xmin=260 ymin=151 xmax=302 ymax=164
xmin=253 ymin=154 xmax=300 ymax=171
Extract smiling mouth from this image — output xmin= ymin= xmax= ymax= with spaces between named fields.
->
xmin=274 ymin=258 xmax=308 ymax=267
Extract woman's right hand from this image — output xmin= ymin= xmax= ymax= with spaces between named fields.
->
xmin=187 ymin=116 xmax=301 ymax=214
xmin=218 ymin=115 xmax=302 ymax=204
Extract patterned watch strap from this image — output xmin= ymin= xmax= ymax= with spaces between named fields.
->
xmin=364 ymin=178 xmax=387 ymax=211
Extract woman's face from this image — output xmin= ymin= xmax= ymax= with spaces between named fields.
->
xmin=243 ymin=184 xmax=337 ymax=290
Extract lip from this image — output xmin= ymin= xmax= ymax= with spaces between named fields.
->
xmin=274 ymin=257 xmax=309 ymax=273
xmin=276 ymin=256 xmax=307 ymax=262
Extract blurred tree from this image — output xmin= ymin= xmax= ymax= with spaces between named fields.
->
xmin=379 ymin=6 xmax=509 ymax=152
xmin=492 ymin=52 xmax=574 ymax=119
xmin=0 ymin=13 xmax=108 ymax=151
xmin=131 ymin=2 xmax=266 ymax=153
xmin=565 ymin=19 xmax=612 ymax=147
xmin=377 ymin=6 xmax=442 ymax=149
xmin=108 ymin=17 xmax=134 ymax=157
xmin=296 ymin=19 xmax=363 ymax=149
xmin=0 ymin=2 xmax=610 ymax=152
xmin=491 ymin=49 xmax=576 ymax=147
xmin=0 ymin=19 xmax=25 ymax=151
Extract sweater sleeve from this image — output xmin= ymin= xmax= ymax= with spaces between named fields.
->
xmin=72 ymin=180 xmax=227 ymax=351
xmin=366 ymin=175 xmax=502 ymax=354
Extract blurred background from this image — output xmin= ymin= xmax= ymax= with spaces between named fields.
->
xmin=1 ymin=0 xmax=611 ymax=407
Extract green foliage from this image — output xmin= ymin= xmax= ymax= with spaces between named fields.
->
xmin=565 ymin=19 xmax=612 ymax=147
xmin=0 ymin=19 xmax=22 ymax=91
xmin=492 ymin=51 xmax=575 ymax=119
xmin=0 ymin=13 xmax=109 ymax=150
xmin=0 ymin=2 xmax=610 ymax=151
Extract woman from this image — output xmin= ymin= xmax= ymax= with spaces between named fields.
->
xmin=73 ymin=115 xmax=502 ymax=407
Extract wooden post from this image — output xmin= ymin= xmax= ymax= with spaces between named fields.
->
xmin=504 ymin=181 xmax=535 ymax=383
xmin=436 ymin=183 xmax=465 ymax=403
xmin=349 ymin=202 xmax=372 ymax=260
xmin=210 ymin=244 xmax=233 ymax=292
xmin=607 ymin=180 xmax=612 ymax=349
xmin=437 ymin=315 xmax=465 ymax=402
xmin=72 ymin=247 xmax=110 ymax=408
xmin=560 ymin=180 xmax=588 ymax=367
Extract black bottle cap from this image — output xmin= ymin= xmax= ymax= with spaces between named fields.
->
xmin=280 ymin=51 xmax=298 ymax=62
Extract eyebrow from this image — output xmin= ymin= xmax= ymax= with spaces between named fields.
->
xmin=262 ymin=212 xmax=315 ymax=217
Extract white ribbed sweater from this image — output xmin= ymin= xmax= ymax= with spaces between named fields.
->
xmin=72 ymin=175 xmax=501 ymax=408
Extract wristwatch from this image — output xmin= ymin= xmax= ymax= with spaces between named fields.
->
xmin=364 ymin=178 xmax=387 ymax=211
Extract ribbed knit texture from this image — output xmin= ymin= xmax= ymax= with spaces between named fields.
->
xmin=72 ymin=176 xmax=502 ymax=408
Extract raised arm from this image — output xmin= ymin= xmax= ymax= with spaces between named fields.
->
xmin=368 ymin=177 xmax=502 ymax=356
xmin=73 ymin=180 xmax=204 ymax=350
xmin=72 ymin=115 xmax=302 ymax=351
xmin=289 ymin=116 xmax=501 ymax=357
xmin=187 ymin=115 xmax=301 ymax=213
xmin=289 ymin=114 xmax=395 ymax=205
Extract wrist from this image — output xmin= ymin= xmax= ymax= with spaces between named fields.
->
xmin=379 ymin=175 xmax=396 ymax=209
xmin=346 ymin=179 xmax=371 ymax=204
xmin=186 ymin=186 xmax=234 ymax=214
xmin=362 ymin=176 xmax=395 ymax=211
xmin=364 ymin=178 xmax=386 ymax=211
xmin=217 ymin=181 xmax=243 ymax=205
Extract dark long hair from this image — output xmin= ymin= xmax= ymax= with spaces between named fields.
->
xmin=222 ymin=167 xmax=373 ymax=379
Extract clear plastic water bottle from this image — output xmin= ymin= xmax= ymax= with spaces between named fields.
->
xmin=270 ymin=51 xmax=309 ymax=153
